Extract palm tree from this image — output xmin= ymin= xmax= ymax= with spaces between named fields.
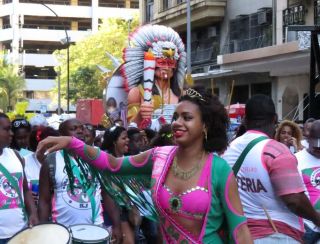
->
xmin=0 ymin=59 xmax=25 ymax=112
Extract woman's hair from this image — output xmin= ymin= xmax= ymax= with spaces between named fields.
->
xmin=150 ymin=124 xmax=174 ymax=147
xmin=180 ymin=86 xmax=229 ymax=153
xmin=101 ymin=126 xmax=126 ymax=156
xmin=106 ymin=97 xmax=117 ymax=107
xmin=29 ymin=126 xmax=59 ymax=152
xmin=274 ymin=120 xmax=303 ymax=148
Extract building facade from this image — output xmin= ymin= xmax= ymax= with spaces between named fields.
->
xmin=0 ymin=0 xmax=138 ymax=111
xmin=140 ymin=0 xmax=319 ymax=121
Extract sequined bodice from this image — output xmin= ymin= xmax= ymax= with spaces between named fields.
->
xmin=158 ymin=154 xmax=212 ymax=220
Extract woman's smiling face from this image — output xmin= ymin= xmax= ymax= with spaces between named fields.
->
xmin=171 ymin=100 xmax=204 ymax=147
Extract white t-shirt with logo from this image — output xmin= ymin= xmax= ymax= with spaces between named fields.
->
xmin=0 ymin=148 xmax=27 ymax=238
xmin=52 ymin=151 xmax=103 ymax=227
xmin=296 ymin=149 xmax=320 ymax=232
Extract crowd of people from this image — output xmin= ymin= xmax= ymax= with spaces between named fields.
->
xmin=0 ymin=89 xmax=319 ymax=243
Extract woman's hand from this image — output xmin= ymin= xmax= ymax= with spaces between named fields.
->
xmin=36 ymin=136 xmax=72 ymax=158
xmin=288 ymin=137 xmax=298 ymax=149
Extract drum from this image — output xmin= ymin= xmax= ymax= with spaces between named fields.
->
xmin=70 ymin=224 xmax=110 ymax=244
xmin=9 ymin=223 xmax=71 ymax=244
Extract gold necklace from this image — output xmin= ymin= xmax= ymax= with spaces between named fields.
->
xmin=172 ymin=153 xmax=203 ymax=181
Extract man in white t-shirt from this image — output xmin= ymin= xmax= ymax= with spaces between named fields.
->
xmin=296 ymin=120 xmax=320 ymax=244
xmin=223 ymin=95 xmax=320 ymax=243
xmin=38 ymin=119 xmax=122 ymax=244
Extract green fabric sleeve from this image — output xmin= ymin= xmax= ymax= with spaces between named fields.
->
xmin=204 ymin=155 xmax=247 ymax=243
xmin=216 ymin=156 xmax=247 ymax=243
xmin=105 ymin=150 xmax=154 ymax=177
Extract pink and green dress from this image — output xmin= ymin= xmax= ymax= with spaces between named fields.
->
xmin=68 ymin=138 xmax=247 ymax=243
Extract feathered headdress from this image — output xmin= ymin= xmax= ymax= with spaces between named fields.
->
xmin=121 ymin=24 xmax=187 ymax=91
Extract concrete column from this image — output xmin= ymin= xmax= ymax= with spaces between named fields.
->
xmin=139 ymin=0 xmax=146 ymax=24
xmin=125 ymin=0 xmax=131 ymax=8
xmin=91 ymin=0 xmax=99 ymax=33
xmin=71 ymin=21 xmax=78 ymax=31
xmin=153 ymin=0 xmax=160 ymax=19
xmin=71 ymin=0 xmax=78 ymax=5
xmin=11 ymin=0 xmax=20 ymax=65
xmin=276 ymin=0 xmax=287 ymax=45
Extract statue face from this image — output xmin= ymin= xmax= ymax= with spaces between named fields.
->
xmin=155 ymin=67 xmax=174 ymax=81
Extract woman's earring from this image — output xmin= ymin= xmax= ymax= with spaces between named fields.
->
xmin=204 ymin=130 xmax=208 ymax=142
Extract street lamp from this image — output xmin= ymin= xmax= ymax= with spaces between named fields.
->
xmin=34 ymin=1 xmax=70 ymax=113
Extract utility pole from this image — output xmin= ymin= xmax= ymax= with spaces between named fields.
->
xmin=186 ymin=0 xmax=193 ymax=86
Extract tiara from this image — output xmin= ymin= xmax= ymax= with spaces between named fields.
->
xmin=185 ymin=88 xmax=206 ymax=102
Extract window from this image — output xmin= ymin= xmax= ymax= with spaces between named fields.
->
xmin=162 ymin=0 xmax=173 ymax=10
xmin=227 ymin=8 xmax=272 ymax=53
xmin=315 ymin=0 xmax=320 ymax=25
xmin=146 ymin=0 xmax=154 ymax=22
xmin=25 ymin=91 xmax=34 ymax=99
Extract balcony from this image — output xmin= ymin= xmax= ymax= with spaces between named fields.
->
xmin=151 ymin=0 xmax=227 ymax=31
xmin=191 ymin=43 xmax=219 ymax=65
xmin=22 ymin=53 xmax=59 ymax=67
xmin=223 ymin=9 xmax=273 ymax=54
xmin=24 ymin=78 xmax=56 ymax=91
xmin=20 ymin=28 xmax=91 ymax=42
xmin=223 ymin=34 xmax=272 ymax=54
xmin=283 ymin=4 xmax=306 ymax=27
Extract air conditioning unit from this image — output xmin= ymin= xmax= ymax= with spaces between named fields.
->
xmin=207 ymin=27 xmax=217 ymax=38
xmin=257 ymin=11 xmax=267 ymax=25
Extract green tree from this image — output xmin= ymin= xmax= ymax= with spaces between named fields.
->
xmin=54 ymin=16 xmax=139 ymax=103
xmin=0 ymin=58 xmax=25 ymax=112
xmin=69 ymin=66 xmax=102 ymax=103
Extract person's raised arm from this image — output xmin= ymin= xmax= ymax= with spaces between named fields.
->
xmin=37 ymin=136 xmax=154 ymax=172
